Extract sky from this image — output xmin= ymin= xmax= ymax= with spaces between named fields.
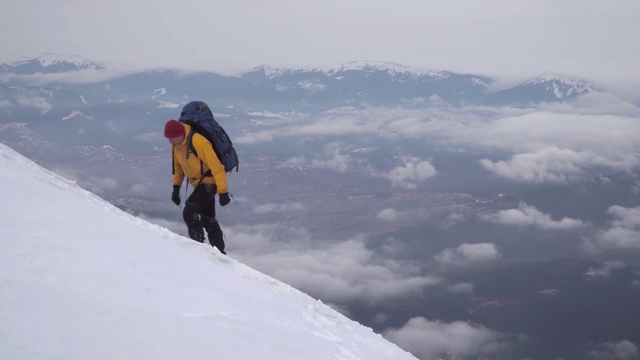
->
xmin=0 ymin=142 xmax=421 ymax=360
xmin=2 ymin=0 xmax=640 ymax=84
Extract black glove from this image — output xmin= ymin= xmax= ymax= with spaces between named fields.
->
xmin=219 ymin=192 xmax=231 ymax=207
xmin=171 ymin=185 xmax=181 ymax=206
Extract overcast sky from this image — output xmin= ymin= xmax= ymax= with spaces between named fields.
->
xmin=2 ymin=0 xmax=639 ymax=83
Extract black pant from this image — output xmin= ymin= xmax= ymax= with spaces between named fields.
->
xmin=183 ymin=183 xmax=225 ymax=253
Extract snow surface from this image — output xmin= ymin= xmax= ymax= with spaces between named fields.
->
xmin=0 ymin=143 xmax=418 ymax=360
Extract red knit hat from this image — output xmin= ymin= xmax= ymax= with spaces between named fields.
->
xmin=164 ymin=119 xmax=185 ymax=138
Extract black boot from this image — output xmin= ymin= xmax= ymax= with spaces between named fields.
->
xmin=208 ymin=228 xmax=226 ymax=255
xmin=203 ymin=217 xmax=226 ymax=255
xmin=187 ymin=224 xmax=206 ymax=243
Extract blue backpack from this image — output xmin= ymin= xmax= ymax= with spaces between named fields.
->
xmin=178 ymin=101 xmax=239 ymax=173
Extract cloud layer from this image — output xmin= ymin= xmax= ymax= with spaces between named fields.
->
xmin=226 ymin=224 xmax=440 ymax=304
xmin=585 ymin=206 xmax=640 ymax=252
xmin=239 ymin=97 xmax=640 ymax=185
xmin=480 ymin=203 xmax=584 ymax=230
xmin=434 ymin=243 xmax=502 ymax=269
xmin=383 ymin=317 xmax=507 ymax=359
xmin=383 ymin=156 xmax=437 ymax=189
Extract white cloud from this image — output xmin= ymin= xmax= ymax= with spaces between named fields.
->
xmin=539 ymin=91 xmax=640 ymax=117
xmin=480 ymin=147 xmax=638 ymax=183
xmin=447 ymin=282 xmax=474 ymax=294
xmin=226 ymin=225 xmax=440 ymax=304
xmin=85 ymin=177 xmax=120 ymax=193
xmin=460 ymin=111 xmax=640 ymax=156
xmin=128 ymin=182 xmax=152 ymax=196
xmin=0 ymin=67 xmax=139 ymax=85
xmin=135 ymin=132 xmax=164 ymax=142
xmin=279 ymin=156 xmax=307 ymax=167
xmin=387 ymin=109 xmax=640 ymax=184
xmin=434 ymin=243 xmax=502 ymax=269
xmin=377 ymin=208 xmax=401 ymax=222
xmin=383 ymin=317 xmax=507 ymax=360
xmin=239 ymin=107 xmax=406 ymax=145
xmin=480 ymin=203 xmax=584 ymax=230
xmin=471 ymin=112 xmax=640 ymax=183
xmin=284 ymin=112 xmax=381 ymax=138
xmin=235 ymin=130 xmax=276 ymax=144
xmin=584 ymin=206 xmax=640 ymax=252
xmin=585 ymin=261 xmax=627 ymax=280
xmin=441 ymin=213 xmax=466 ymax=228
xmin=254 ymin=202 xmax=305 ymax=214
xmin=310 ymin=144 xmax=352 ymax=173
xmin=51 ymin=166 xmax=119 ymax=194
xmin=279 ymin=143 xmax=353 ymax=173
xmin=587 ymin=339 xmax=639 ymax=360
xmin=241 ymin=104 xmax=640 ymax=185
xmin=382 ymin=156 xmax=437 ymax=189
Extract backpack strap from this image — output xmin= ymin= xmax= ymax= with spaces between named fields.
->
xmin=192 ymin=169 xmax=212 ymax=188
xmin=185 ymin=128 xmax=209 ymax=177
xmin=186 ymin=129 xmax=198 ymax=159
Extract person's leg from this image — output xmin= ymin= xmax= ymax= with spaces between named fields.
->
xmin=200 ymin=202 xmax=225 ymax=254
xmin=182 ymin=184 xmax=215 ymax=244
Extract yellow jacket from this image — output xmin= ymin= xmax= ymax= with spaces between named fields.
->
xmin=171 ymin=123 xmax=228 ymax=194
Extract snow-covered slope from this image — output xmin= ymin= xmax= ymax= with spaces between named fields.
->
xmin=485 ymin=71 xmax=601 ymax=105
xmin=0 ymin=143 xmax=417 ymax=360
xmin=519 ymin=71 xmax=600 ymax=98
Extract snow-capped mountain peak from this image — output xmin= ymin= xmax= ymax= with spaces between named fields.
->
xmin=253 ymin=61 xmax=450 ymax=80
xmin=531 ymin=71 xmax=573 ymax=82
xmin=519 ymin=71 xmax=601 ymax=99
xmin=529 ymin=71 xmax=599 ymax=88
xmin=36 ymin=52 xmax=104 ymax=69
xmin=1 ymin=53 xmax=105 ymax=74
xmin=329 ymin=60 xmax=449 ymax=78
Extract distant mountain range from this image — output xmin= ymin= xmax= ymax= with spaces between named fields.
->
xmin=1 ymin=54 xmax=602 ymax=113
xmin=0 ymin=53 xmax=106 ymax=74
xmin=0 ymin=53 xmax=606 ymax=155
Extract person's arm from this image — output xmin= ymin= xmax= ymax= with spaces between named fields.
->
xmin=192 ymin=135 xmax=228 ymax=194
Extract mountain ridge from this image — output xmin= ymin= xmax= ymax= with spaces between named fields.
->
xmin=0 ymin=52 xmax=106 ymax=74
xmin=0 ymin=54 xmax=601 ymax=107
